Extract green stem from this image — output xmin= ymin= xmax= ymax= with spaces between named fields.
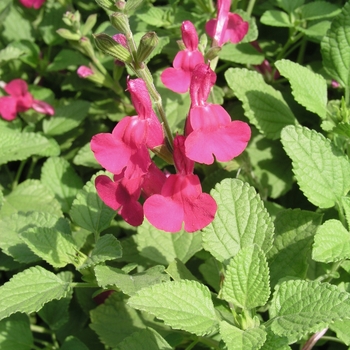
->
xmin=198 ymin=336 xmax=220 ymax=349
xmin=70 ymin=282 xmax=99 ymax=288
xmin=13 ymin=160 xmax=26 ymax=189
xmin=246 ymin=0 xmax=257 ymax=16
xmin=320 ymin=336 xmax=345 ymax=344
xmin=231 ymin=0 xmax=239 ymax=11
xmin=31 ymin=325 xmax=52 ymax=334
xmin=297 ymin=37 xmax=307 ymax=64
xmin=185 ymin=338 xmax=199 ymax=350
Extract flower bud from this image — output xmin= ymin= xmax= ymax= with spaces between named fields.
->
xmin=115 ymin=0 xmax=126 ymax=10
xmin=82 ymin=14 xmax=97 ymax=36
xmin=124 ymin=0 xmax=145 ymax=13
xmin=93 ymin=33 xmax=132 ymax=63
xmin=56 ymin=28 xmax=81 ymax=41
xmin=136 ymin=32 xmax=159 ymax=63
xmin=95 ymin=0 xmax=116 ymax=11
xmin=110 ymin=12 xmax=130 ymax=34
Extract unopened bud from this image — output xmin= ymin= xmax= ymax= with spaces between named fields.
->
xmin=124 ymin=0 xmax=145 ymax=13
xmin=115 ymin=0 xmax=126 ymax=10
xmin=110 ymin=12 xmax=130 ymax=34
xmin=93 ymin=33 xmax=132 ymax=63
xmin=205 ymin=46 xmax=221 ymax=61
xmin=82 ymin=14 xmax=97 ymax=36
xmin=95 ymin=0 xmax=117 ymax=11
xmin=56 ymin=28 xmax=81 ymax=41
xmin=136 ymin=32 xmax=159 ymax=63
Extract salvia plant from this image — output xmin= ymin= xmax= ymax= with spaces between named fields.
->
xmin=1 ymin=0 xmax=350 ymax=349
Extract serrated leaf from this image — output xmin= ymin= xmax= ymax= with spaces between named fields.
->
xmin=128 ymin=280 xmax=218 ymax=336
xmin=38 ymin=271 xmax=73 ymax=330
xmin=80 ymin=234 xmax=122 ymax=269
xmin=136 ymin=6 xmax=166 ymax=27
xmin=95 ymin=265 xmax=169 ymax=295
xmin=260 ymin=10 xmax=292 ymax=27
xmin=275 ymin=59 xmax=327 ymax=118
xmin=219 ymin=43 xmax=264 ymax=65
xmin=202 ymin=179 xmax=274 ymax=263
xmin=330 ymin=319 xmax=350 ymax=346
xmin=298 ymin=2 xmax=341 ymax=21
xmin=20 ymin=227 xmax=77 ymax=268
xmin=220 ymin=321 xmax=266 ymax=350
xmin=0 ymin=46 xmax=24 ymax=63
xmin=135 ymin=220 xmax=202 ymax=265
xmin=70 ymin=174 xmax=115 ymax=235
xmin=0 ymin=314 xmax=33 ymax=350
xmin=114 ymin=328 xmax=172 ymax=350
xmin=321 ymin=2 xmax=350 ymax=89
xmin=312 ymin=219 xmax=350 ymax=263
xmin=60 ymin=336 xmax=89 ymax=350
xmin=260 ymin=328 xmax=290 ymax=350
xmin=41 ymin=157 xmax=84 ymax=213
xmin=298 ymin=21 xmax=331 ymax=41
xmin=73 ymin=142 xmax=101 ymax=168
xmin=281 ymin=125 xmax=350 ymax=208
xmin=43 ymin=100 xmax=90 ymax=136
xmin=225 ymin=68 xmax=297 ymax=139
xmin=267 ymin=209 xmax=323 ymax=287
xmin=222 ymin=245 xmax=270 ymax=309
xmin=0 ymin=128 xmax=60 ymax=165
xmin=245 ymin=130 xmax=293 ymax=198
xmin=275 ymin=0 xmax=304 ymax=14
xmin=0 ymin=180 xmax=62 ymax=219
xmin=0 ymin=266 xmax=70 ymax=321
xmin=269 ymin=280 xmax=350 ymax=342
xmin=0 ymin=212 xmax=67 ymax=264
xmin=90 ymin=292 xmax=147 ymax=347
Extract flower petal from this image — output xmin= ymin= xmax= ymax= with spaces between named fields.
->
xmin=0 ymin=96 xmax=18 ymax=121
xmin=32 ymin=100 xmax=55 ymax=115
xmin=4 ymin=79 xmax=28 ymax=96
xmin=95 ymin=175 xmax=121 ymax=211
xmin=160 ymin=67 xmax=192 ymax=93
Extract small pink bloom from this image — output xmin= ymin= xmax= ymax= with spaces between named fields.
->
xmin=205 ymin=0 xmax=249 ymax=46
xmin=0 ymin=79 xmax=54 ymax=121
xmin=331 ymin=80 xmax=340 ymax=88
xmin=19 ymin=0 xmax=46 ymax=9
xmin=144 ymin=135 xmax=217 ymax=233
xmin=77 ymin=66 xmax=94 ymax=78
xmin=161 ymin=21 xmax=205 ymax=93
xmin=113 ymin=34 xmax=128 ymax=66
xmin=185 ymin=64 xmax=251 ymax=164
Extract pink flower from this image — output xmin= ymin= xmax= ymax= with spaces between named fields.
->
xmin=77 ymin=66 xmax=94 ymax=78
xmin=185 ymin=64 xmax=251 ymax=164
xmin=331 ymin=80 xmax=340 ymax=88
xmin=160 ymin=21 xmax=204 ymax=93
xmin=144 ymin=135 xmax=217 ymax=233
xmin=91 ymin=78 xmax=164 ymax=174
xmin=19 ymin=0 xmax=46 ymax=9
xmin=0 ymin=79 xmax=54 ymax=121
xmin=205 ymin=0 xmax=249 ymax=46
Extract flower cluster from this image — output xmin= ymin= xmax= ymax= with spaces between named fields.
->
xmin=91 ymin=2 xmax=251 ymax=233
xmin=0 ymin=79 xmax=54 ymax=121
xmin=19 ymin=0 xmax=46 ymax=9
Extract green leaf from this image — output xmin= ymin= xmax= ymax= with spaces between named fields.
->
xmin=135 ymin=220 xmax=202 ymax=265
xmin=47 ymin=49 xmax=90 ymax=71
xmin=220 ymin=321 xmax=266 ymax=350
xmin=330 ymin=319 xmax=350 ymax=346
xmin=95 ymin=265 xmax=169 ymax=295
xmin=165 ymin=258 xmax=199 ymax=282
xmin=275 ymin=59 xmax=327 ymax=118
xmin=69 ymin=174 xmax=116 ymax=235
xmin=20 ymin=227 xmax=77 ymax=268
xmin=281 ymin=125 xmax=350 ymax=208
xmin=0 ymin=212 xmax=67 ymax=264
xmin=260 ymin=328 xmax=290 ymax=350
xmin=43 ymin=100 xmax=90 ymax=136
xmin=114 ymin=328 xmax=172 ymax=350
xmin=321 ymin=1 xmax=350 ymax=89
xmin=0 ymin=266 xmax=70 ymax=321
xmin=219 ymin=43 xmax=264 ymax=65
xmin=298 ymin=2 xmax=341 ymax=21
xmin=0 ymin=128 xmax=60 ymax=165
xmin=0 ymin=180 xmax=62 ymax=219
xmin=275 ymin=0 xmax=304 ymax=13
xmin=73 ymin=142 xmax=101 ymax=168
xmin=136 ymin=6 xmax=167 ymax=27
xmin=0 ymin=46 xmax=24 ymax=64
xmin=80 ymin=234 xmax=122 ymax=269
xmin=225 ymin=68 xmax=297 ymax=140
xmin=245 ymin=130 xmax=293 ymax=199
xmin=222 ymin=245 xmax=270 ymax=309
xmin=37 ymin=271 xmax=74 ymax=330
xmin=8 ymin=40 xmax=40 ymax=68
xmin=202 ymin=179 xmax=274 ymax=263
xmin=269 ymin=280 xmax=350 ymax=342
xmin=60 ymin=336 xmax=89 ymax=350
xmin=41 ymin=157 xmax=84 ymax=213
xmin=128 ymin=280 xmax=218 ymax=336
xmin=312 ymin=219 xmax=350 ymax=263
xmin=267 ymin=209 xmax=323 ymax=287
xmin=298 ymin=21 xmax=331 ymax=41
xmin=90 ymin=292 xmax=147 ymax=347
xmin=260 ymin=10 xmax=292 ymax=27
xmin=341 ymin=196 xmax=350 ymax=229
xmin=0 ymin=314 xmax=33 ymax=350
